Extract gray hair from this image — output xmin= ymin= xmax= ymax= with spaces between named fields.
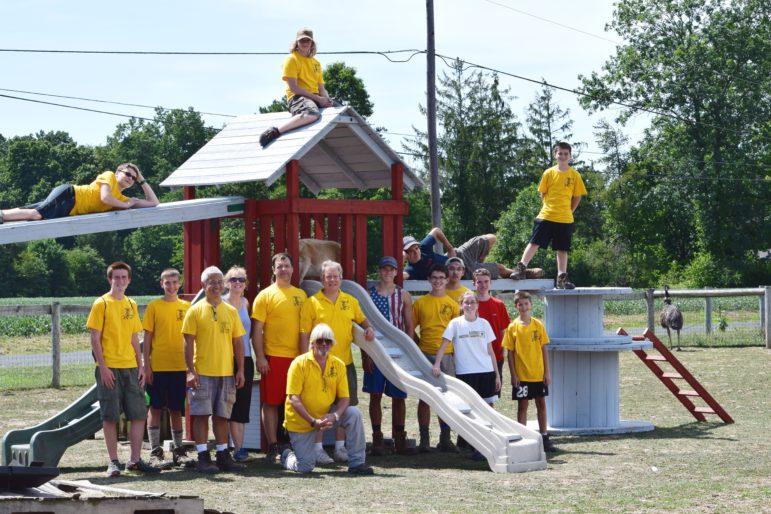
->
xmin=309 ymin=323 xmax=335 ymax=346
xmin=321 ymin=260 xmax=343 ymax=278
xmin=201 ymin=266 xmax=224 ymax=284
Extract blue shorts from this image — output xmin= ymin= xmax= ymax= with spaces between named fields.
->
xmin=362 ymin=364 xmax=407 ymax=399
xmin=26 ymin=184 xmax=76 ymax=220
xmin=146 ymin=370 xmax=187 ymax=412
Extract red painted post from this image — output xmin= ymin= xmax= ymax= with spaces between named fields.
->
xmin=355 ymin=214 xmax=368 ymax=285
xmin=391 ymin=163 xmax=405 ymax=286
xmin=244 ymin=200 xmax=258 ymax=301
xmin=286 ymin=160 xmax=301 ymax=286
xmin=259 ymin=216 xmax=273 ymax=289
xmin=313 ymin=214 xmax=326 ymax=239
xmin=327 ymin=215 xmax=340 ymax=242
xmin=341 ymin=215 xmax=354 ymax=279
xmin=182 ymin=187 xmax=197 ymax=295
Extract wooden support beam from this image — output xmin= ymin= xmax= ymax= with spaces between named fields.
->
xmin=316 ymin=140 xmax=368 ymax=190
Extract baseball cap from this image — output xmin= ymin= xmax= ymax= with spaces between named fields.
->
xmin=403 ymin=236 xmax=419 ymax=251
xmin=446 ymin=256 xmax=465 ymax=268
xmin=378 ymin=256 xmax=398 ymax=268
xmin=296 ymin=28 xmax=314 ymax=41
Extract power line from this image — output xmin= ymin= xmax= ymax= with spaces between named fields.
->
xmin=0 ymin=94 xmax=155 ymax=122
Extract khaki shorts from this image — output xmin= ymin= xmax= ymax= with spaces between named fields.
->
xmin=423 ymin=352 xmax=456 ymax=377
xmin=189 ymin=375 xmax=236 ymax=418
xmin=288 ymin=95 xmax=321 ymax=117
xmin=95 ymin=367 xmax=147 ymax=422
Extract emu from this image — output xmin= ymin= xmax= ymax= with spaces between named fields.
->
xmin=660 ymin=285 xmax=684 ymax=351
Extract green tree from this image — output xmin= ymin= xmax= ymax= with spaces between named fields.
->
xmin=64 ymin=246 xmax=107 ymax=296
xmin=122 ymin=225 xmax=182 ymax=294
xmin=405 ymin=60 xmax=529 ymax=244
xmin=579 ymin=0 xmax=771 ymax=282
xmin=323 ymin=62 xmax=374 ymax=118
xmin=524 ymin=84 xmax=580 ymax=173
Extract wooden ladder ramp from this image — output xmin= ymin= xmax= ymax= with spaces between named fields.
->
xmin=617 ymin=328 xmax=734 ymax=424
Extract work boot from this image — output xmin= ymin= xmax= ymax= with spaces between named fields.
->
xmin=196 ymin=451 xmax=219 ymax=474
xmin=394 ymin=431 xmax=417 ymax=455
xmin=556 ymin=273 xmax=575 ymax=289
xmin=148 ymin=446 xmax=175 ymax=470
xmin=542 ymin=434 xmax=559 ymax=453
xmin=456 ymin=435 xmax=469 ymax=450
xmin=418 ymin=428 xmax=431 ymax=454
xmin=370 ymin=431 xmax=387 ymax=456
xmin=512 ymin=262 xmax=527 ymax=280
xmin=215 ymin=449 xmax=246 ymax=472
xmin=437 ymin=430 xmax=459 ymax=453
xmin=172 ymin=445 xmax=196 ymax=468
xmin=259 ymin=127 xmax=281 ymax=147
xmin=265 ymin=442 xmax=281 ymax=463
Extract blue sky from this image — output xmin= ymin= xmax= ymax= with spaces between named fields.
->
xmin=0 ymin=0 xmax=649 ymax=168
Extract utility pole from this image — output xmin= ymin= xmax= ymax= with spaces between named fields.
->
xmin=426 ymin=0 xmax=441 ymax=232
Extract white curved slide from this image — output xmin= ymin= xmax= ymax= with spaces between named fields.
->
xmin=303 ymin=280 xmax=546 ymax=473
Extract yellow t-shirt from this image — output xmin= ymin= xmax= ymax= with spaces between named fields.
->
xmin=535 ymin=166 xmax=587 ymax=223
xmin=70 ymin=171 xmax=129 ymax=216
xmin=282 ymin=51 xmax=324 ymax=101
xmin=445 ymin=285 xmax=471 ymax=304
xmin=181 ymin=300 xmax=245 ymax=377
xmin=300 ymin=290 xmax=366 ymax=365
xmin=251 ymin=283 xmax=307 ymax=358
xmin=413 ymin=294 xmax=459 ymax=355
xmin=502 ymin=317 xmax=550 ymax=382
xmin=143 ymin=297 xmax=190 ymax=372
xmin=284 ymin=351 xmax=348 ymax=433
xmin=86 ymin=294 xmax=142 ymax=368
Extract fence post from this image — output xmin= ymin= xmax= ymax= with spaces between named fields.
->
xmin=646 ymin=288 xmax=655 ymax=333
xmin=764 ymin=286 xmax=770 ymax=349
xmin=51 ymin=302 xmax=61 ymax=389
xmin=705 ymin=291 xmax=713 ymax=335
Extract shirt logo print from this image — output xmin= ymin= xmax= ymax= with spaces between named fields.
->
xmin=340 ymin=299 xmax=350 ymax=311
xmin=176 ymin=309 xmax=185 ymax=321
xmin=123 ymin=308 xmax=134 ymax=320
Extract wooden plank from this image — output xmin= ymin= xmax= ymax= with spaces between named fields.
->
xmin=341 ymin=215 xmax=353 ymax=279
xmin=355 ymin=214 xmax=368 ymax=285
xmin=258 ymin=216 xmax=273 ymax=289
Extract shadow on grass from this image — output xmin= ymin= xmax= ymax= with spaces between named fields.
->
xmin=550 ymin=421 xmax=735 ymax=447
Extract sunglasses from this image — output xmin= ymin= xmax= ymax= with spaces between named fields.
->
xmin=315 ymin=338 xmax=334 ymax=346
xmin=211 ymin=306 xmax=218 ymax=322
xmin=123 ymin=171 xmax=137 ymax=182
xmin=228 ymin=277 xmax=247 ymax=283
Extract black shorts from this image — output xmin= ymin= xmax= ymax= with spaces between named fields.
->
xmin=229 ymin=356 xmax=255 ymax=423
xmin=529 ymin=219 xmax=574 ymax=251
xmin=512 ymin=381 xmax=548 ymax=400
xmin=146 ymin=370 xmax=187 ymax=411
xmin=26 ymin=184 xmax=76 ymax=220
xmin=457 ymin=371 xmax=499 ymax=402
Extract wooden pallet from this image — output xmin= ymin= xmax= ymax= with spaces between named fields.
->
xmin=618 ymin=328 xmax=733 ymax=423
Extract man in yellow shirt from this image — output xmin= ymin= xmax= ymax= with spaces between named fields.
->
xmin=511 ymin=142 xmax=587 ymax=289
xmin=0 ymin=163 xmax=159 ymax=223
xmin=142 ymin=268 xmax=192 ymax=467
xmin=412 ymin=264 xmax=460 ymax=452
xmin=87 ymin=261 xmax=159 ymax=477
xmin=300 ymin=260 xmax=375 ymax=463
xmin=251 ymin=253 xmax=307 ymax=462
xmin=259 ymin=28 xmax=335 ymax=147
xmin=281 ymin=323 xmax=373 ymax=475
xmin=182 ymin=266 xmax=246 ymax=473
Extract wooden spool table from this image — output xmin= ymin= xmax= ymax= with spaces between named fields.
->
xmin=539 ymin=287 xmax=655 ymax=435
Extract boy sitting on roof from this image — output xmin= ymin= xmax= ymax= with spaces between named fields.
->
xmin=259 ymin=27 xmax=334 ymax=147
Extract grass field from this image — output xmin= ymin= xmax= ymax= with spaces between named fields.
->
xmin=1 ymin=347 xmax=768 ymax=513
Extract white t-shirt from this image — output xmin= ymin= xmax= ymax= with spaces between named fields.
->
xmin=442 ymin=316 xmax=496 ymax=375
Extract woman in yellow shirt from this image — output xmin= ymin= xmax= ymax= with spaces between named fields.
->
xmin=0 ymin=162 xmax=159 ymax=223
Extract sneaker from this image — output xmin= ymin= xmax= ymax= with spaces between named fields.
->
xmin=315 ymin=447 xmax=334 ymax=465
xmin=512 ymin=262 xmax=527 ymax=280
xmin=148 ymin=446 xmax=174 ymax=470
xmin=265 ymin=442 xmax=281 ymax=463
xmin=196 ymin=451 xmax=219 ymax=474
xmin=556 ymin=273 xmax=575 ymax=290
xmin=172 ymin=445 xmax=196 ymax=468
xmin=233 ymin=448 xmax=249 ymax=462
xmin=125 ymin=459 xmax=161 ymax=474
xmin=542 ymin=434 xmax=559 ymax=453
xmin=259 ymin=127 xmax=281 ymax=147
xmin=333 ymin=446 xmax=349 ymax=463
xmin=215 ymin=450 xmax=246 ymax=472
xmin=105 ymin=459 xmax=121 ymax=477
xmin=281 ymin=449 xmax=298 ymax=471
xmin=347 ymin=463 xmax=375 ymax=476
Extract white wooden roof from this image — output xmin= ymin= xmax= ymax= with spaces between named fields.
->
xmin=0 ymin=197 xmax=244 ymax=245
xmin=160 ymin=106 xmax=422 ymax=194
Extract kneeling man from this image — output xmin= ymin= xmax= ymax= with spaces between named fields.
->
xmin=281 ymin=323 xmax=374 ymax=475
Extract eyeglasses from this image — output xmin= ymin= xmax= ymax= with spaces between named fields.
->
xmin=211 ymin=306 xmax=218 ymax=322
xmin=315 ymin=338 xmax=334 ymax=346
xmin=228 ymin=277 xmax=247 ymax=283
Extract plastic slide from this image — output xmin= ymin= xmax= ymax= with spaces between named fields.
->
xmin=305 ymin=280 xmax=547 ymax=473
xmin=2 ymin=385 xmax=102 ymax=467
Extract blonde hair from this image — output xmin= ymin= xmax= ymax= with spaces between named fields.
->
xmin=224 ymin=266 xmax=248 ymax=286
xmin=289 ymin=38 xmax=317 ymax=57
xmin=160 ymin=268 xmax=180 ymax=281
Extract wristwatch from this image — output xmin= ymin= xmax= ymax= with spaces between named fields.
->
xmin=333 ymin=412 xmax=340 ymax=422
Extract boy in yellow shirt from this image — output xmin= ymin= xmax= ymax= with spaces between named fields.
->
xmin=502 ymin=291 xmax=557 ymax=452
xmin=511 ymin=142 xmax=587 ymax=289
xmin=142 ymin=268 xmax=192 ymax=467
